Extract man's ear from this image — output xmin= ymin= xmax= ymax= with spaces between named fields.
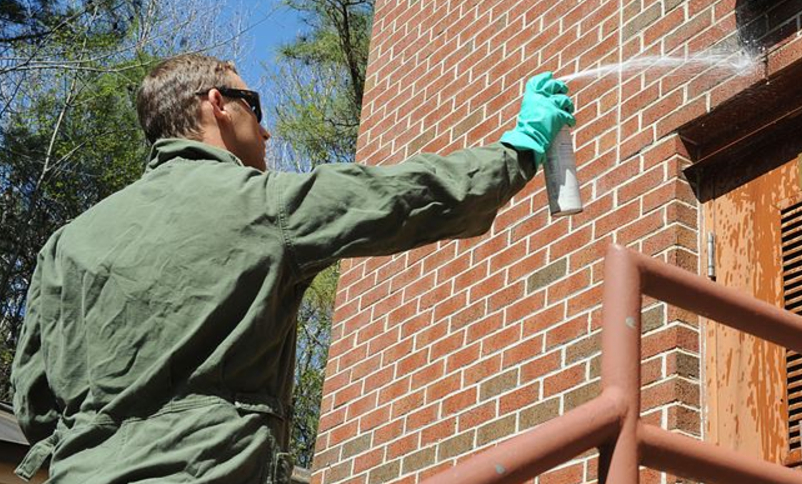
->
xmin=207 ymin=88 xmax=230 ymax=124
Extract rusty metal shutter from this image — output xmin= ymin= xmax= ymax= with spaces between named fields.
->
xmin=781 ymin=199 xmax=802 ymax=464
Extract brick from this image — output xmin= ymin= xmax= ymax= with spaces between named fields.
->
xmin=420 ymin=417 xmax=457 ymax=447
xmin=319 ymin=406 xmax=347 ymax=433
xmin=504 ymin=291 xmax=546 ymax=327
xmin=547 ymin=314 xmax=589 ymax=349
xmin=396 ymin=306 xmax=432 ymax=337
xmin=476 ymin=414 xmax=517 ymax=447
xmin=564 ymin=380 xmax=601 ymax=411
xmin=522 ymin=303 xmax=566 ymax=337
xmin=566 ymin=283 xmax=604 ymax=317
xmin=565 ymin=332 xmax=601 ymax=364
xmin=391 ymin=389 xmax=425 ymax=419
xmin=397 ymin=348 xmax=428 ymax=377
xmin=360 ymin=280 xmax=390 ymax=310
xmin=442 ymin=388 xmax=478 ymax=417
xmin=617 ymin=165 xmax=665 ymax=205
xmin=667 ymin=405 xmax=701 ymax=436
xmin=450 ymin=300 xmax=487 ymax=330
xmin=329 ymin=420 xmax=359 ymax=447
xmin=499 ymin=381 xmax=541 ymax=415
xmin=452 ymin=109 xmax=485 ymax=139
xmin=642 ymin=324 xmax=700 ymax=358
xmin=479 ymin=368 xmax=519 ymax=401
xmin=425 ymin=372 xmax=461 ymax=404
xmin=657 ymin=96 xmax=709 ymax=139
xmin=501 ymin=334 xmax=545 ymax=368
xmin=379 ymin=370 xmax=411 ymax=405
xmin=486 ymin=280 xmax=525 ymax=313
xmin=548 ymin=226 xmax=593 ymax=261
xmin=435 ymin=255 xmax=470 ymax=285
xmin=422 ymin=242 xmax=457 ymax=274
xmin=335 ymin=381 xmax=364 ymax=409
xmin=418 ymin=279 xmax=453 ymax=310
xmin=411 ymin=361 xmax=445 ymax=391
xmin=463 ymin=354 xmax=502 ymax=386
xmin=596 ymin=158 xmax=640 ymax=196
xmin=324 ymin=461 xmax=353 ymax=483
xmin=354 ymin=447 xmax=384 ymax=474
xmin=347 ymin=392 xmax=378 ymax=420
xmin=436 ymin=431 xmax=474 ymax=460
xmin=480 ymin=323 xmax=522 ymax=356
xmin=526 ymin=258 xmax=568 ymax=293
xmin=643 ymin=6 xmax=687 ymax=49
xmin=508 ymin=248 xmax=549 ymax=283
xmin=406 ymin=403 xmax=438 ymax=432
xmin=520 ymin=397 xmax=561 ymax=430
xmin=667 ymin=351 xmax=700 ymax=380
xmin=360 ymin=405 xmax=390 ymax=433
xmin=433 ymin=291 xmax=468 ymax=322
xmin=445 ymin=340 xmax=480 ymax=373
xmin=368 ymin=460 xmax=401 ymax=484
xmin=641 ymin=356 xmax=663 ymax=386
xmin=416 ymin=320 xmax=450 ymax=350
xmin=512 ymin=211 xmax=568 ymax=244
xmin=322 ymin=370 xmax=350 ymax=400
xmin=468 ymin=272 xmax=505 ymax=303
xmin=642 ymin=377 xmax=700 ymax=410
xmin=665 ymin=9 xmax=713 ymax=53
xmin=521 ymin=350 xmax=562 ymax=383
xmin=544 ymin=364 xmax=585 ymax=397
xmin=642 ymin=304 xmax=665 ymax=333
xmin=541 ymin=463 xmax=584 ymax=484
xmin=547 ymin=268 xmax=592 ymax=305
xmin=342 ymin=434 xmax=372 ymax=459
xmin=402 ymin=447 xmax=436 ymax=474
xmin=457 ymin=401 xmax=496 ymax=432
xmin=370 ymin=327 xmax=402 ymax=359
xmin=594 ymin=201 xmax=639 ymax=238
xmin=387 ymin=433 xmax=418 ymax=460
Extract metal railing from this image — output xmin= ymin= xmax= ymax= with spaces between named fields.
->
xmin=422 ymin=244 xmax=802 ymax=484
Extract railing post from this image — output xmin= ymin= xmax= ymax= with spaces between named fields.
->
xmin=599 ymin=245 xmax=642 ymax=484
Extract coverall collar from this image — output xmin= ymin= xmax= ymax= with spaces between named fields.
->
xmin=146 ymin=138 xmax=244 ymax=173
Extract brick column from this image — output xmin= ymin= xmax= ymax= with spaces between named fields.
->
xmin=311 ymin=1 xmax=779 ymax=483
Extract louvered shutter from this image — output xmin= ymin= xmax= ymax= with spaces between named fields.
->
xmin=781 ymin=199 xmax=802 ymax=466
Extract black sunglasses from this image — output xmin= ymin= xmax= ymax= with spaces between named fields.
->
xmin=196 ymin=87 xmax=262 ymax=123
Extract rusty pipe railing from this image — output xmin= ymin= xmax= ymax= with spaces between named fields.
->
xmin=422 ymin=244 xmax=802 ymax=484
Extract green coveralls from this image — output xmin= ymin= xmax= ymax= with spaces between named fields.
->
xmin=11 ymin=138 xmax=535 ymax=483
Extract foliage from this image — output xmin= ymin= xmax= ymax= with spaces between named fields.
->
xmin=0 ymin=0 xmax=250 ymax=401
xmin=269 ymin=0 xmax=373 ymax=167
xmin=291 ymin=265 xmax=338 ymax=469
xmin=268 ymin=0 xmax=374 ymax=469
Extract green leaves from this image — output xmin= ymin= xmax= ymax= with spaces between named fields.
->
xmin=271 ymin=0 xmax=374 ymax=469
xmin=292 ymin=265 xmax=338 ymax=468
xmin=0 ymin=0 xmax=244 ymax=402
xmin=269 ymin=0 xmax=372 ymax=169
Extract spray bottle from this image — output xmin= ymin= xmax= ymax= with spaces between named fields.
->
xmin=543 ymin=128 xmax=583 ymax=216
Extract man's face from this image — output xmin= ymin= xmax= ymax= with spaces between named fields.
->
xmin=222 ymin=74 xmax=270 ymax=171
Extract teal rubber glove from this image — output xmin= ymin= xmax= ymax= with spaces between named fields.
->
xmin=500 ymin=72 xmax=576 ymax=167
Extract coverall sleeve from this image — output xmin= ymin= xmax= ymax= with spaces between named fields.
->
xmin=11 ymin=253 xmax=59 ymax=443
xmin=275 ymin=143 xmax=536 ymax=279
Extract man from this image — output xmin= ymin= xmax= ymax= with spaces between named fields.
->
xmin=11 ymin=54 xmax=574 ymax=483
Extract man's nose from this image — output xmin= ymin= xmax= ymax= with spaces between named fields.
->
xmin=260 ymin=124 xmax=271 ymax=141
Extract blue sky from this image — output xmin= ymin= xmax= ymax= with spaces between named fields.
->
xmin=225 ymin=1 xmax=306 ymax=90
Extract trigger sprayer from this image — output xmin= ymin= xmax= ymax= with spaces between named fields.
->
xmin=543 ymin=128 xmax=583 ymax=216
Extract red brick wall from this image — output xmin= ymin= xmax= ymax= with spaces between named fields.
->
xmin=313 ymin=1 xmax=802 ymax=483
